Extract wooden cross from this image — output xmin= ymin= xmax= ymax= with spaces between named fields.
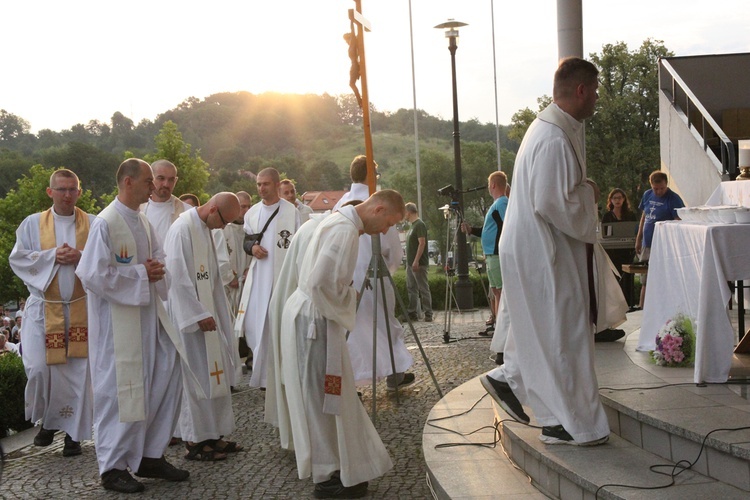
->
xmin=348 ymin=0 xmax=377 ymax=196
xmin=210 ymin=360 xmax=224 ymax=385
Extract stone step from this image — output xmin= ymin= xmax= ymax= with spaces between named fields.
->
xmin=502 ymin=420 xmax=749 ymax=499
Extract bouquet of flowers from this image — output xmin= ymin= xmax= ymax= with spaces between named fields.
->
xmin=651 ymin=313 xmax=695 ymax=367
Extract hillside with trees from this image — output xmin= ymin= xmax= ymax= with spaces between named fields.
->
xmin=0 ymin=38 xmax=669 ymax=304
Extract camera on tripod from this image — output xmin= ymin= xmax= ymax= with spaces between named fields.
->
xmin=437 ymin=184 xmax=457 ymax=197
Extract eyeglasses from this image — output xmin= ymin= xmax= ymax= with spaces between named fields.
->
xmin=216 ymin=208 xmax=228 ymax=226
xmin=51 ymin=188 xmax=80 ymax=194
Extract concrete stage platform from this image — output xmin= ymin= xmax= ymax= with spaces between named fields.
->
xmin=423 ymin=310 xmax=750 ymax=499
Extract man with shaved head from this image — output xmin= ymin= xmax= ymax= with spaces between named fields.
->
xmin=140 ymin=159 xmax=192 ymax=246
xmin=77 ymin=159 xmax=188 ymax=492
xmin=282 ymin=189 xmax=404 ymax=498
xmin=164 ymin=192 xmax=243 ymax=461
xmin=235 ymin=168 xmax=299 ymax=389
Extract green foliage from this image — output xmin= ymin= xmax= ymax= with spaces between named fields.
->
xmin=508 ymin=95 xmax=551 ymax=144
xmin=145 ymin=121 xmax=210 ymax=199
xmin=587 ymin=39 xmax=673 ymax=212
xmin=40 ymin=142 xmax=120 ymax=204
xmin=0 ymin=165 xmax=99 ymax=303
xmin=0 ymin=352 xmax=31 ymax=437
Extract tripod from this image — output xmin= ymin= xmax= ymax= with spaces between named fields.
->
xmin=441 ymin=203 xmax=463 ymax=343
xmin=352 ymin=235 xmax=443 ymax=424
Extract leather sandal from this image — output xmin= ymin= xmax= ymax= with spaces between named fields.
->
xmin=184 ymin=441 xmax=227 ymax=461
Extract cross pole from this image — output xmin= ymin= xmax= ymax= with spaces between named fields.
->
xmin=349 ymin=1 xmax=376 ymax=195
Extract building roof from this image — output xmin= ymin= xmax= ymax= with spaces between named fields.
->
xmin=300 ymin=190 xmax=347 ymax=212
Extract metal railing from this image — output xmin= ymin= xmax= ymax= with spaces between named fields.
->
xmin=659 ymin=58 xmax=737 ymax=177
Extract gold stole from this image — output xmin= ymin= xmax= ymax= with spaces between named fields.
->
xmin=39 ymin=207 xmax=89 ymax=365
xmin=182 ymin=211 xmax=229 ymax=399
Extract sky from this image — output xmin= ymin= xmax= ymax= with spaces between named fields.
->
xmin=3 ymin=0 xmax=749 ymax=134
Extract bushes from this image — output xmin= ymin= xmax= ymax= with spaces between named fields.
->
xmin=0 ymin=352 xmax=31 ymax=437
xmin=391 ymin=267 xmax=491 ymax=312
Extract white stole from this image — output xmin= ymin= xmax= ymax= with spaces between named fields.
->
xmin=99 ymin=204 xmax=148 ymax=422
xmin=181 ymin=211 xmax=229 ymax=399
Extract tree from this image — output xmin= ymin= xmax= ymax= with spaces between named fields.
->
xmin=145 ymin=120 xmax=210 ymax=198
xmin=0 ymin=110 xmax=31 ymax=142
xmin=508 ymin=95 xmax=551 ymax=144
xmin=0 ymin=165 xmax=99 ymax=303
xmin=587 ymin=39 xmax=673 ymax=208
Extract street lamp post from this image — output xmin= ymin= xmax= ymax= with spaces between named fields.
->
xmin=435 ymin=19 xmax=474 ymax=310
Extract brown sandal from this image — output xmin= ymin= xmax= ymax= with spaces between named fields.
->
xmin=214 ymin=439 xmax=243 ymax=453
xmin=184 ymin=441 xmax=227 ymax=461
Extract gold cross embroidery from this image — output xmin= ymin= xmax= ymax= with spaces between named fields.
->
xmin=210 ymin=361 xmax=224 ymax=385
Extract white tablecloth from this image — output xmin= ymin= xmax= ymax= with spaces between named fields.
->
xmin=706 ymin=181 xmax=750 ymax=206
xmin=638 ymin=220 xmax=750 ymax=383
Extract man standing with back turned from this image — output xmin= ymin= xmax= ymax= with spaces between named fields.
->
xmin=481 ymin=58 xmax=610 ymax=446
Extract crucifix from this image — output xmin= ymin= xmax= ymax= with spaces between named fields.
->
xmin=347 ymin=1 xmax=376 ymax=193
xmin=345 ymin=2 xmax=442 ymax=425
xmin=210 ymin=360 xmax=224 ymax=385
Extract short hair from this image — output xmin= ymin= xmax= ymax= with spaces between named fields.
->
xmin=405 ymin=202 xmax=418 ymax=214
xmin=350 ymin=155 xmax=369 ymax=183
xmin=116 ymin=158 xmax=146 ymax=186
xmin=257 ymin=167 xmax=280 ymax=183
xmin=279 ymin=179 xmax=295 ymax=188
xmin=236 ymin=191 xmax=252 ymax=202
xmin=553 ymin=57 xmax=599 ymax=101
xmin=151 ymin=159 xmax=177 ymax=174
xmin=179 ymin=193 xmax=200 ymax=206
xmin=370 ymin=189 xmax=405 ymax=217
xmin=649 ymin=171 xmax=668 ymax=185
xmin=49 ymin=168 xmax=80 ymax=189
xmin=488 ymin=171 xmax=507 ymax=190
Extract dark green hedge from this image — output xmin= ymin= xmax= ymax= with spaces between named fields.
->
xmin=0 ymin=352 xmax=31 ymax=437
xmin=390 ymin=267 xmax=491 ymax=312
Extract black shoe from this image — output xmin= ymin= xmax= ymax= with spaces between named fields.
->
xmin=594 ymin=328 xmax=626 ymax=343
xmin=479 ymin=327 xmax=493 ymax=337
xmin=135 ymin=456 xmax=190 ymax=481
xmin=494 ymin=352 xmax=504 ymax=366
xmin=101 ymin=469 xmax=145 ymax=493
xmin=480 ymin=375 xmax=530 ymax=424
xmin=386 ymin=372 xmax=416 ymax=392
xmin=539 ymin=425 xmax=609 ymax=446
xmin=62 ymin=433 xmax=82 ymax=457
xmin=313 ymin=471 xmax=368 ymax=499
xmin=424 ymin=315 xmax=433 ymax=323
xmin=33 ymin=426 xmax=58 ymax=447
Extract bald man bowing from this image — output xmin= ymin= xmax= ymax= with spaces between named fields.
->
xmin=164 ymin=192 xmax=243 ymax=461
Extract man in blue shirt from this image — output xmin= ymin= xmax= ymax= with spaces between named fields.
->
xmin=635 ymin=170 xmax=684 ymax=308
xmin=461 ymin=171 xmax=509 ymax=337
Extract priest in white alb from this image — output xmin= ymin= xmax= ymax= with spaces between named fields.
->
xmin=281 ymin=190 xmax=404 ymax=498
xmin=481 ymin=58 xmax=610 ymax=447
xmin=9 ymin=168 xmax=94 ymax=458
xmin=77 ymin=159 xmax=189 ymax=494
xmin=265 ymin=210 xmax=329 ymax=451
xmin=164 ymin=192 xmax=243 ymax=461
xmin=234 ymin=167 xmax=299 ymax=389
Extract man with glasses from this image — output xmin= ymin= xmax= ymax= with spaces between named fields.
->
xmin=10 ymin=168 xmax=94 ymax=458
xmin=164 ymin=192 xmax=244 ymax=461
xmin=234 ymin=168 xmax=299 ymax=389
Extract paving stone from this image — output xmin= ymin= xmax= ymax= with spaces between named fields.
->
xmin=1 ymin=309 xmax=497 ymax=499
